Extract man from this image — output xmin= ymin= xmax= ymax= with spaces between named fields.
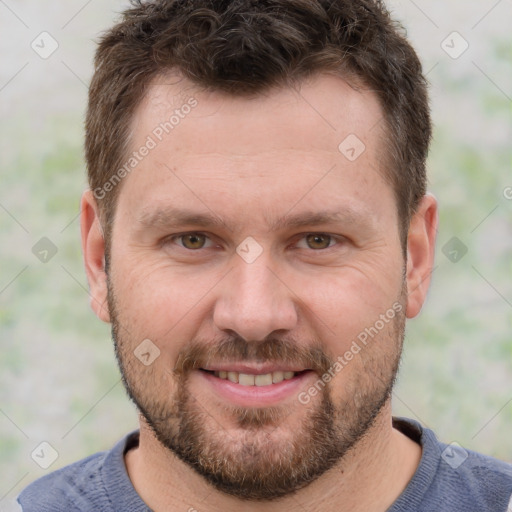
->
xmin=18 ymin=0 xmax=512 ymax=510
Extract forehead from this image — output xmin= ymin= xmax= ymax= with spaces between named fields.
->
xmin=116 ymin=72 xmax=394 ymax=230
xmin=133 ymin=72 xmax=384 ymax=156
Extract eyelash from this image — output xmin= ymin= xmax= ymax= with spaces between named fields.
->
xmin=167 ymin=232 xmax=345 ymax=251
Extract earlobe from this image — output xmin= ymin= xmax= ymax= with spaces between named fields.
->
xmin=80 ymin=190 xmax=111 ymax=323
xmin=405 ymin=193 xmax=438 ymax=319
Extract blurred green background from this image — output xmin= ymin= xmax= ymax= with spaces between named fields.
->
xmin=0 ymin=0 xmax=511 ymax=508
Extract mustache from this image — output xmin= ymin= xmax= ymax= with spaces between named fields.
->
xmin=173 ymin=334 xmax=335 ymax=376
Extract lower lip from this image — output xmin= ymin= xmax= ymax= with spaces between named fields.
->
xmin=197 ymin=370 xmax=315 ymax=407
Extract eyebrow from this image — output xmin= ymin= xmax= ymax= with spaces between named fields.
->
xmin=137 ymin=208 xmax=226 ymax=230
xmin=136 ymin=206 xmax=376 ymax=232
xmin=268 ymin=208 xmax=376 ymax=231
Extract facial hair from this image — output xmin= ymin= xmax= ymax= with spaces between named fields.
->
xmin=109 ymin=279 xmax=406 ymax=501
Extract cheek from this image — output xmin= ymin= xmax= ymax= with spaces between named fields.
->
xmin=325 ymin=308 xmax=404 ymax=403
xmin=109 ymin=256 xmax=222 ymax=355
xmin=295 ymin=266 xmax=402 ymax=350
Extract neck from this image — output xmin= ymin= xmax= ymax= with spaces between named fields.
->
xmin=125 ymin=403 xmax=421 ymax=512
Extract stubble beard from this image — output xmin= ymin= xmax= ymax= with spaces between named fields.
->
xmin=108 ymin=279 xmax=406 ymax=501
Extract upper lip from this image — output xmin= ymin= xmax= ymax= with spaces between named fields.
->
xmin=200 ymin=364 xmax=309 ymax=374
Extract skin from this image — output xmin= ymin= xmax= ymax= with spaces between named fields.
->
xmin=81 ymin=72 xmax=438 ymax=511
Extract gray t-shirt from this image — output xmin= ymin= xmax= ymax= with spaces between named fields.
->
xmin=17 ymin=417 xmax=512 ymax=511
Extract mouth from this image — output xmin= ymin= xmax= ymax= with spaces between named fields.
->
xmin=200 ymin=369 xmax=308 ymax=387
xmin=197 ymin=367 xmax=315 ymax=407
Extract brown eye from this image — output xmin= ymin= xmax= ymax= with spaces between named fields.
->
xmin=305 ymin=234 xmax=333 ymax=250
xmin=180 ymin=233 xmax=207 ymax=249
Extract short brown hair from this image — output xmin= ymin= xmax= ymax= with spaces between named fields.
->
xmin=85 ymin=0 xmax=430 ymax=250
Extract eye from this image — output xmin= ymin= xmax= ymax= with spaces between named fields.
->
xmin=295 ymin=233 xmax=337 ymax=250
xmin=174 ymin=233 xmax=213 ymax=250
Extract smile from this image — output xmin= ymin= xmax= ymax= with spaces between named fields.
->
xmin=202 ymin=369 xmax=303 ymax=386
xmin=197 ymin=368 xmax=315 ymax=407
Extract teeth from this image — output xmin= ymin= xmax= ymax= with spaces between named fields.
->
xmin=272 ymin=371 xmax=284 ymax=384
xmin=212 ymin=370 xmax=298 ymax=386
xmin=255 ymin=373 xmax=272 ymax=386
xmin=239 ymin=373 xmax=255 ymax=386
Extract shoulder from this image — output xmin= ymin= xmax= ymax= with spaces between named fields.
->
xmin=392 ymin=418 xmax=512 ymax=512
xmin=432 ymin=443 xmax=512 ymax=509
xmin=17 ymin=450 xmax=110 ymax=512
xmin=17 ymin=431 xmax=141 ymax=512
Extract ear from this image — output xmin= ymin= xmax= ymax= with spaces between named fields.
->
xmin=405 ymin=192 xmax=438 ymax=318
xmin=80 ymin=190 xmax=110 ymax=323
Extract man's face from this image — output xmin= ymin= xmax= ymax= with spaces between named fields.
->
xmin=106 ymin=74 xmax=407 ymax=500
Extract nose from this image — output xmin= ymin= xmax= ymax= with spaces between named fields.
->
xmin=213 ymin=256 xmax=298 ymax=342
